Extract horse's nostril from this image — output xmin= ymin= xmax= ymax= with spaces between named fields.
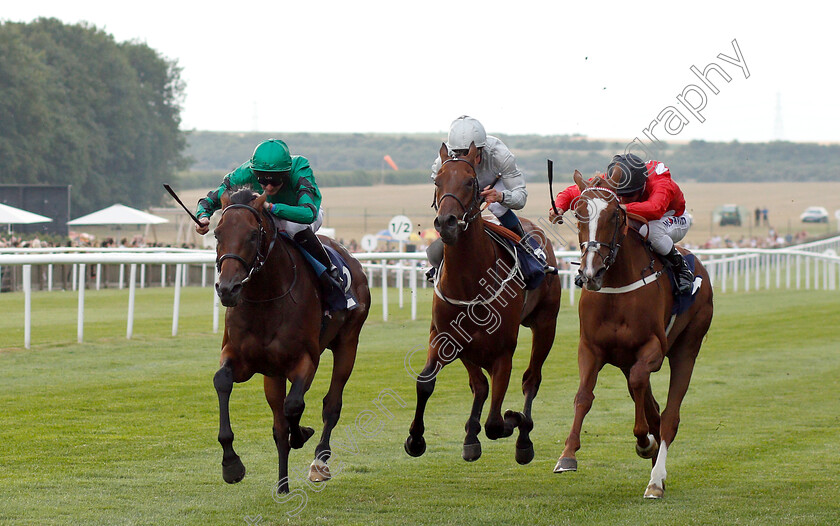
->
xmin=444 ymin=215 xmax=458 ymax=229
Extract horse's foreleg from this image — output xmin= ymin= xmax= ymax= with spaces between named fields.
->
xmin=462 ymin=360 xmax=489 ymax=462
xmin=555 ymin=345 xmax=602 ymax=473
xmin=311 ymin=337 xmax=358 ymax=482
xmin=264 ymin=375 xmax=291 ymax=493
xmin=484 ymin=354 xmax=514 ymax=441
xmin=286 ymin=355 xmax=317 ymax=450
xmin=628 ymin=339 xmax=664 ymax=461
xmin=405 ymin=347 xmax=447 ymax=457
xmin=214 ymin=359 xmax=246 ymax=483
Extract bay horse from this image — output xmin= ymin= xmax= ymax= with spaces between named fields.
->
xmin=554 ymin=168 xmax=713 ymax=498
xmin=212 ymin=187 xmax=370 ymax=493
xmin=405 ymin=142 xmax=562 ymax=464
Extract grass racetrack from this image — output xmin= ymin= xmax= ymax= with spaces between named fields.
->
xmin=1 ymin=286 xmax=839 ymax=525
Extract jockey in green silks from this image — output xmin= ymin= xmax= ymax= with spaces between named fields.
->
xmin=195 ymin=138 xmax=341 ymax=290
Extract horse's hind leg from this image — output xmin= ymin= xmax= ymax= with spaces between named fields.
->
xmin=627 ymin=339 xmax=665 ymax=464
xmin=264 ymin=375 xmax=292 ymax=493
xmin=510 ymin=314 xmax=557 ymax=465
xmin=286 ymin=354 xmax=317 ymax=450
xmin=645 ymin=332 xmax=703 ymax=499
xmin=621 ymin=369 xmax=661 ymax=462
xmin=310 ymin=336 xmax=358 ymax=482
xmin=462 ymin=360 xmax=489 ymax=462
xmin=484 ymin=354 xmax=515 ymax=441
xmin=214 ymin=359 xmax=246 ymax=483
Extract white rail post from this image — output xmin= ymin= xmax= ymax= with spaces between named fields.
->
xmin=127 ymin=264 xmax=137 ymax=339
xmin=77 ymin=263 xmax=86 ymax=343
xmin=72 ymin=264 xmax=78 ymax=291
xmin=398 ymin=259 xmax=404 ymax=309
xmin=212 ymin=266 xmax=219 ymax=334
xmin=119 ymin=264 xmax=125 ymax=290
xmin=172 ymin=264 xmax=182 ymax=336
xmin=381 ymin=259 xmax=388 ymax=322
xmin=95 ymin=263 xmax=102 ymax=290
xmin=140 ymin=264 xmax=146 ymax=289
xmin=47 ymin=264 xmax=53 ymax=291
xmin=202 ymin=264 xmax=207 ymax=288
xmin=161 ymin=264 xmax=166 ymax=287
xmin=23 ymin=265 xmax=32 ymax=349
xmin=410 ymin=260 xmax=417 ymax=321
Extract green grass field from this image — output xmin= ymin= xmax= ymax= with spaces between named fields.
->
xmin=1 ymin=287 xmax=839 ymax=525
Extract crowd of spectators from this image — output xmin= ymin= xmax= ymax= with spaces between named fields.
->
xmin=0 ymin=232 xmax=199 ymax=250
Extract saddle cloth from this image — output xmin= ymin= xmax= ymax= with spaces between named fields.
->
xmin=484 ymin=221 xmax=548 ymax=290
xmin=282 ymin=232 xmax=358 ymax=312
xmin=664 ymin=253 xmax=702 ymax=315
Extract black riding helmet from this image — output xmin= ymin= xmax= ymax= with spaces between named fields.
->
xmin=607 ymin=153 xmax=648 ymax=196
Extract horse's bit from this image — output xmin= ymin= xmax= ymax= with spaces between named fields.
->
xmin=217 ymin=203 xmax=278 ymax=284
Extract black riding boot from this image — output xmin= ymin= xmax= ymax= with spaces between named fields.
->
xmin=293 ymin=228 xmax=341 ymax=288
xmin=664 ymin=246 xmax=694 ymax=295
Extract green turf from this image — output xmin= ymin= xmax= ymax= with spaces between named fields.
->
xmin=0 ymin=286 xmax=838 ymax=525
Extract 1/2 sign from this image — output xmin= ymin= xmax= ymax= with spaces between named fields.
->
xmin=388 ymin=215 xmax=412 ymax=241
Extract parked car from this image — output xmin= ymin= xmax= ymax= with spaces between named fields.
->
xmin=800 ymin=206 xmax=829 ymax=223
xmin=719 ymin=204 xmax=742 ymax=226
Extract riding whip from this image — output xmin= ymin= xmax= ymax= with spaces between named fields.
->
xmin=163 ymin=183 xmax=203 ymax=226
xmin=547 ymin=159 xmax=559 ymax=215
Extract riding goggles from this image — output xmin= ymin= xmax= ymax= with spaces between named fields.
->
xmin=255 ymin=171 xmax=290 ymax=187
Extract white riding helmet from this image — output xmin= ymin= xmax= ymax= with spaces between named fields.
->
xmin=446 ymin=115 xmax=487 ymax=150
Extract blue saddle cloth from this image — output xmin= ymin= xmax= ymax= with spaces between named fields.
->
xmin=283 ymin=233 xmax=357 ymax=312
xmin=495 ymin=234 xmax=547 ymax=291
xmin=665 ymin=253 xmax=701 ymax=316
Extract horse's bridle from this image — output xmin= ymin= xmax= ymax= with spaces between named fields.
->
xmin=578 ymin=187 xmax=627 ymax=270
xmin=431 ymin=157 xmax=482 ymax=228
xmin=216 ymin=203 xmax=278 ymax=284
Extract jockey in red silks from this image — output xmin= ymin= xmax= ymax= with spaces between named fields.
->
xmin=550 ymin=153 xmax=694 ymax=294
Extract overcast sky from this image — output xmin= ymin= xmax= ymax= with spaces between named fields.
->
xmin=5 ymin=1 xmax=839 ymax=143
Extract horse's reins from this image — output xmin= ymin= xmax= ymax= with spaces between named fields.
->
xmin=217 ymin=203 xmax=279 ymax=285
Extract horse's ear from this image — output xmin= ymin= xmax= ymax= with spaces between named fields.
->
xmin=466 ymin=141 xmax=478 ymax=163
xmin=607 ymin=165 xmax=623 ymax=190
xmin=254 ymin=191 xmax=268 ymax=210
xmin=573 ymin=170 xmax=586 ymax=190
xmin=439 ymin=142 xmax=449 ymax=162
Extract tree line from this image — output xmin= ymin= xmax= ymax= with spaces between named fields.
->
xmin=0 ymin=18 xmax=187 ymax=215
xmin=184 ymin=131 xmax=840 ymax=189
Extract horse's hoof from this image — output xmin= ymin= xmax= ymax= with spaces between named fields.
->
xmin=308 ymin=458 xmax=331 ymax=482
xmin=222 ymin=455 xmax=246 ymax=484
xmin=636 ymin=434 xmax=659 ymax=459
xmin=290 ymin=426 xmax=315 ymax=449
xmin=462 ymin=442 xmax=482 ymax=462
xmin=515 ymin=443 xmax=535 ymax=465
xmin=553 ymin=457 xmax=577 ymax=473
xmin=644 ymin=483 xmax=664 ymax=499
xmin=404 ymin=435 xmax=426 ymax=457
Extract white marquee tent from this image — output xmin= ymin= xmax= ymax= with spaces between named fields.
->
xmin=67 ymin=204 xmax=168 ymax=226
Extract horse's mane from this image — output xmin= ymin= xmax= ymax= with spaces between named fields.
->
xmin=226 ymin=186 xmax=259 ymax=205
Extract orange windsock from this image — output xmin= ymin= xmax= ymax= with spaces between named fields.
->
xmin=384 ymin=155 xmax=399 ymax=171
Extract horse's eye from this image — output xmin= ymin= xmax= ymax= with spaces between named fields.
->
xmin=466 ymin=179 xmax=475 ymax=187
xmin=250 ymin=231 xmax=258 ymax=241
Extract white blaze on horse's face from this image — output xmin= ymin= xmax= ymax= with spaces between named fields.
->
xmin=582 ymin=196 xmax=610 ymax=281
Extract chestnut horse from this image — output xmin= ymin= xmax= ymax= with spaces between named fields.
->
xmin=212 ymin=188 xmax=370 ymax=493
xmin=554 ymin=169 xmax=713 ymax=498
xmin=405 ymin=143 xmax=562 ymax=464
